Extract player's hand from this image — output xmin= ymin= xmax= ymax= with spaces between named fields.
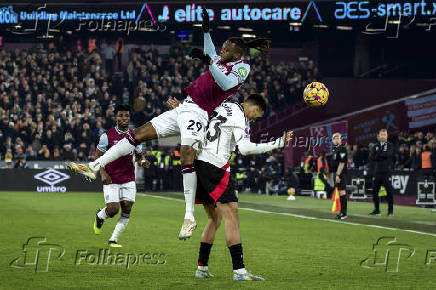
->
xmin=335 ymin=175 xmax=341 ymax=184
xmin=101 ymin=171 xmax=112 ymax=185
xmin=202 ymin=7 xmax=210 ymax=33
xmin=138 ymin=158 xmax=151 ymax=168
xmin=189 ymin=48 xmax=211 ymax=64
xmin=282 ymin=131 xmax=294 ymax=147
xmin=166 ymin=97 xmax=180 ymax=109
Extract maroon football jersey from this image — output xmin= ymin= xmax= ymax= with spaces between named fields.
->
xmin=183 ymin=58 xmax=249 ymax=116
xmin=103 ymin=127 xmax=139 ymax=184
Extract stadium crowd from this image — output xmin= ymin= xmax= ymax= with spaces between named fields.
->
xmin=0 ymin=39 xmax=434 ymax=195
xmin=0 ymin=38 xmax=318 ymax=166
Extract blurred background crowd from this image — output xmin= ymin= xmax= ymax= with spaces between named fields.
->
xmin=0 ymin=39 xmax=434 ymax=195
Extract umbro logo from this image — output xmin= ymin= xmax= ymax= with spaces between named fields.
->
xmin=34 ymin=169 xmax=70 ymax=186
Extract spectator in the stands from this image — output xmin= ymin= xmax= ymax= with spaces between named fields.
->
xmin=52 ymin=146 xmax=62 ymax=161
xmin=347 ymin=156 xmax=355 ymax=169
xmin=14 ymin=155 xmax=28 ymax=168
xmin=395 ymin=144 xmax=410 ymax=170
xmin=62 ymin=144 xmax=75 ymax=161
xmin=410 ymin=146 xmax=422 ymax=169
xmin=38 ymin=144 xmax=51 ymax=161
xmin=353 ymin=145 xmax=369 ymax=169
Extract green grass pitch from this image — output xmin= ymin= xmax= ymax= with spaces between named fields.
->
xmin=1 ymin=191 xmax=436 ymax=289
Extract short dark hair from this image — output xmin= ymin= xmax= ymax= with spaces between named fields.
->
xmin=114 ymin=104 xmax=130 ymax=114
xmin=379 ymin=128 xmax=387 ymax=133
xmin=245 ymin=93 xmax=267 ymax=112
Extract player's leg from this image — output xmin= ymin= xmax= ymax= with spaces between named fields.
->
xmin=216 ymin=202 xmax=264 ymax=281
xmin=339 ymin=189 xmax=348 ymax=219
xmin=337 ymin=175 xmax=348 ymax=219
xmin=94 ymin=184 xmax=120 ymax=234
xmin=66 ymin=109 xmax=179 ymax=180
xmin=108 ymin=182 xmax=136 ymax=247
xmin=195 ymin=203 xmax=221 ymax=279
xmin=383 ymin=175 xmax=394 ymax=216
xmin=85 ymin=122 xmax=158 ymax=173
xmin=180 ymin=144 xmax=197 ymax=220
xmin=370 ymin=177 xmax=382 ymax=215
xmin=178 ymin=103 xmax=208 ymax=239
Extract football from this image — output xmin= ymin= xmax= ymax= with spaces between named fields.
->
xmin=303 ymin=82 xmax=329 ymax=107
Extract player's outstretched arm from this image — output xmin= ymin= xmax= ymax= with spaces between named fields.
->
xmin=202 ymin=7 xmax=216 ymax=58
xmin=235 ymin=131 xmax=293 ymax=156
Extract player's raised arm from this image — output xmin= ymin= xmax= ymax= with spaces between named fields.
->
xmin=235 ymin=130 xmax=293 ymax=155
xmin=208 ymin=37 xmax=269 ymax=90
xmin=202 ymin=7 xmax=216 ymax=58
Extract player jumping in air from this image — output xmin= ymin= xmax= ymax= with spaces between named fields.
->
xmin=66 ymin=7 xmax=271 ymax=240
xmin=168 ymin=94 xmax=292 ymax=281
xmin=83 ymin=104 xmax=149 ymax=247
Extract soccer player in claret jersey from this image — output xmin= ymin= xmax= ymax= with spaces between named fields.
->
xmin=65 ymin=7 xmax=271 ymax=240
xmin=169 ymin=94 xmax=292 ymax=281
xmin=67 ymin=104 xmax=149 ymax=247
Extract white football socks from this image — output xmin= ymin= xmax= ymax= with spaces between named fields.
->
xmin=182 ymin=170 xmax=197 ymax=222
xmin=234 ymin=268 xmax=248 ymax=275
xmin=89 ymin=138 xmax=135 ymax=172
xmin=109 ymin=213 xmax=130 ymax=242
xmin=97 ymin=208 xmax=109 ymax=220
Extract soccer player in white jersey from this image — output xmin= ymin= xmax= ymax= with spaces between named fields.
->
xmin=65 ymin=7 xmax=271 ymax=240
xmin=169 ymin=94 xmax=292 ymax=281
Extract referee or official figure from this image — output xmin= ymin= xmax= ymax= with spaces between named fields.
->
xmin=369 ymin=129 xmax=394 ymax=216
xmin=331 ymin=133 xmax=348 ymax=219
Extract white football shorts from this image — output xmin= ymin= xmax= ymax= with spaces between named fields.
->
xmin=103 ymin=181 xmax=136 ymax=203
xmin=150 ymin=96 xmax=208 ymax=149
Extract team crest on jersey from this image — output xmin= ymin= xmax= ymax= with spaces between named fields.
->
xmin=244 ymin=127 xmax=250 ymax=138
xmin=238 ymin=67 xmax=248 ymax=78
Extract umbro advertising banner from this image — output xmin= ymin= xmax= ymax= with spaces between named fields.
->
xmin=0 ymin=168 xmax=102 ymax=192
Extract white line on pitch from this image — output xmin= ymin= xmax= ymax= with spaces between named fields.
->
xmin=140 ymin=193 xmax=436 ymax=238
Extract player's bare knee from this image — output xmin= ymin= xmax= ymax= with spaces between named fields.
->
xmin=120 ymin=200 xmax=133 ymax=214
xmin=180 ymin=145 xmax=196 ymax=165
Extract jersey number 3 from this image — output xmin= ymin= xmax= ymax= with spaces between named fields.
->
xmin=206 ymin=115 xmax=227 ymax=142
